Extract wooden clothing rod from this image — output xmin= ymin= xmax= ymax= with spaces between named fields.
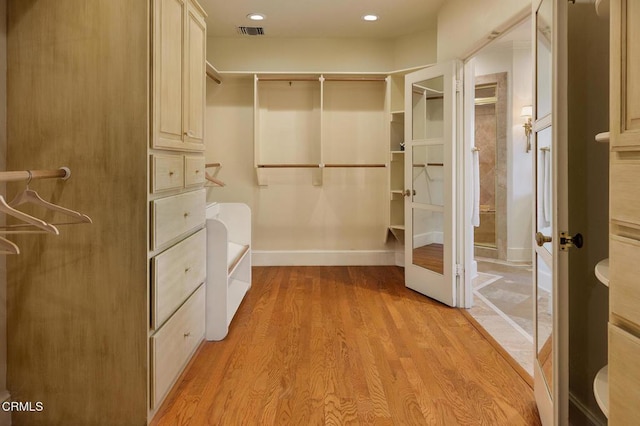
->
xmin=257 ymin=77 xmax=386 ymax=83
xmin=323 ymin=78 xmax=386 ymax=82
xmin=257 ymin=164 xmax=320 ymax=168
xmin=257 ymin=164 xmax=386 ymax=169
xmin=258 ymin=78 xmax=320 ymax=82
xmin=324 ymin=164 xmax=386 ymax=168
xmin=205 ymin=163 xmax=221 ymax=168
xmin=0 ymin=167 xmax=71 ymax=183
xmin=413 ymin=163 xmax=444 ymax=167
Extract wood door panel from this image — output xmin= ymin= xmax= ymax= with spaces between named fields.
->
xmin=609 ymin=324 xmax=640 ymax=425
xmin=154 ymin=0 xmax=185 ymax=150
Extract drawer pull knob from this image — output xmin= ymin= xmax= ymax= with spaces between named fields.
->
xmin=184 ymin=332 xmax=191 ymax=338
xmin=169 ymin=171 xmax=174 ymax=176
xmin=185 ymin=267 xmax=191 ymax=273
xmin=195 ymin=169 xmax=200 ymax=174
xmin=183 ymin=212 xmax=190 ymax=218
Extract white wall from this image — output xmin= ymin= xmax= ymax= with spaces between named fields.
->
xmin=0 ymin=0 xmax=8 ymax=422
xmin=208 ymin=37 xmax=396 ymax=73
xmin=437 ymin=0 xmax=529 ymax=62
xmin=474 ymin=39 xmax=533 ymax=262
xmin=208 ymin=28 xmax=437 ymax=73
xmin=204 ymin=77 xmax=393 ymax=265
xmin=393 ymin=27 xmax=438 ymax=70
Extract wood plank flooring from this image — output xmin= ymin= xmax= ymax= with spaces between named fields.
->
xmin=413 ymin=244 xmax=444 ymax=275
xmin=151 ymin=266 xmax=540 ymax=425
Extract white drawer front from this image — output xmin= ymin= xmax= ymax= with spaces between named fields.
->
xmin=150 ymin=284 xmax=205 ymax=409
xmin=151 ymin=153 xmax=184 ymax=193
xmin=151 ymin=189 xmax=205 ymax=250
xmin=184 ymin=155 xmax=206 ymax=187
xmin=152 ymin=229 xmax=206 ymax=329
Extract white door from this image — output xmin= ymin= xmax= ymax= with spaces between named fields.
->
xmin=533 ymin=0 xmax=571 ymax=423
xmin=404 ymin=62 xmax=461 ymax=307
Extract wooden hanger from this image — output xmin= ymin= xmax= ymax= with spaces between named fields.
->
xmin=205 ymin=172 xmax=226 ymax=187
xmin=0 ymin=236 xmax=19 ymax=255
xmin=0 ymin=195 xmax=59 ymax=234
xmin=9 ymin=188 xmax=92 ymax=225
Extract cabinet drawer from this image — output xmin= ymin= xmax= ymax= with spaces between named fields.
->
xmin=151 ymin=189 xmax=205 ymax=250
xmin=184 ymin=155 xmax=205 ymax=187
xmin=151 ymin=153 xmax=184 ymax=193
xmin=152 ymin=229 xmax=206 ymax=329
xmin=150 ymin=284 xmax=205 ymax=409
xmin=609 ymin=324 xmax=640 ymax=424
xmin=610 ymin=235 xmax=640 ymax=329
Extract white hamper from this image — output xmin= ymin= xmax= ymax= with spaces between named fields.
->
xmin=205 ymin=202 xmax=252 ymax=341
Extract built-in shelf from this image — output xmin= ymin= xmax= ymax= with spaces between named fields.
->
xmin=205 ymin=202 xmax=252 ymax=341
xmin=205 ymin=61 xmax=222 ymax=84
xmin=595 ymin=258 xmax=609 ymax=287
xmin=391 ymin=150 xmax=406 ymax=154
xmin=594 ymin=365 xmax=609 ymax=418
xmin=391 ymin=110 xmax=405 ymax=116
xmin=389 ymin=225 xmax=405 ymax=231
xmin=595 ymin=131 xmax=610 ymax=143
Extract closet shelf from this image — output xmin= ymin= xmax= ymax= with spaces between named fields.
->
xmin=257 ymin=163 xmax=386 ymax=169
xmin=206 ymin=61 xmax=222 ymax=84
xmin=228 ymin=242 xmax=250 ymax=275
xmin=389 ymin=225 xmax=405 ymax=231
xmin=595 ymin=258 xmax=609 ymax=287
xmin=595 ymin=131 xmax=610 ymax=143
xmin=594 ymin=365 xmax=609 ymax=418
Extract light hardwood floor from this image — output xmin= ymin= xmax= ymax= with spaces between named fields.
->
xmin=151 ymin=266 xmax=540 ymax=425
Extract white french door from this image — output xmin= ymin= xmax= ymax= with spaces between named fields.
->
xmin=533 ymin=0 xmax=570 ymax=424
xmin=404 ymin=62 xmax=462 ymax=307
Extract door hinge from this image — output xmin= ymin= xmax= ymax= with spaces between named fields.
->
xmin=456 ymin=80 xmax=463 ymax=93
xmin=455 ymin=264 xmax=464 ymax=277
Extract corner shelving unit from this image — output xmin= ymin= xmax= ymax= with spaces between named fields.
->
xmin=594 ymin=257 xmax=609 ymax=419
xmin=593 ymin=129 xmax=609 ymax=419
xmin=387 ymin=73 xmax=407 ymax=244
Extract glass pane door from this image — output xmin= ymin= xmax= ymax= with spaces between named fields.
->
xmin=404 ymin=62 xmax=459 ymax=308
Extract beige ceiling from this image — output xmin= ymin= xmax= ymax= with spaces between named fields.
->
xmin=199 ymin=0 xmax=446 ymax=39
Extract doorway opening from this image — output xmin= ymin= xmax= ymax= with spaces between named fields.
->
xmin=465 ymin=17 xmax=535 ymax=377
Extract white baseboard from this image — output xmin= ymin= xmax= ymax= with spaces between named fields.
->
xmin=507 ymin=247 xmax=533 ymax=263
xmin=413 ymin=231 xmax=443 ymax=247
xmin=253 ymin=250 xmax=396 ymax=266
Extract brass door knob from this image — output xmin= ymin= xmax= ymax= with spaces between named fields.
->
xmin=536 ymin=232 xmax=552 ymax=247
xmin=404 ymin=189 xmax=411 ymax=197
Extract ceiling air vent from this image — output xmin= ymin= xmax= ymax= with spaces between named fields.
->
xmin=237 ymin=26 xmax=265 ymax=36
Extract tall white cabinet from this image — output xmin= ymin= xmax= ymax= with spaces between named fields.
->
xmin=6 ymin=0 xmax=207 ymax=424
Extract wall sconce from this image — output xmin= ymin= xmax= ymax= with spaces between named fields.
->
xmin=521 ymin=105 xmax=533 ymax=153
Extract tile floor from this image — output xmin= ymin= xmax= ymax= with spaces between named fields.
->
xmin=468 ymin=258 xmax=536 ymax=376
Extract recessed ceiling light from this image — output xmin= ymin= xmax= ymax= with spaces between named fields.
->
xmin=362 ymin=14 xmax=379 ymax=22
xmin=247 ymin=13 xmax=265 ymax=21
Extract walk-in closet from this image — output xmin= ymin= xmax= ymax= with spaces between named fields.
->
xmin=2 ymin=0 xmax=639 ymax=425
